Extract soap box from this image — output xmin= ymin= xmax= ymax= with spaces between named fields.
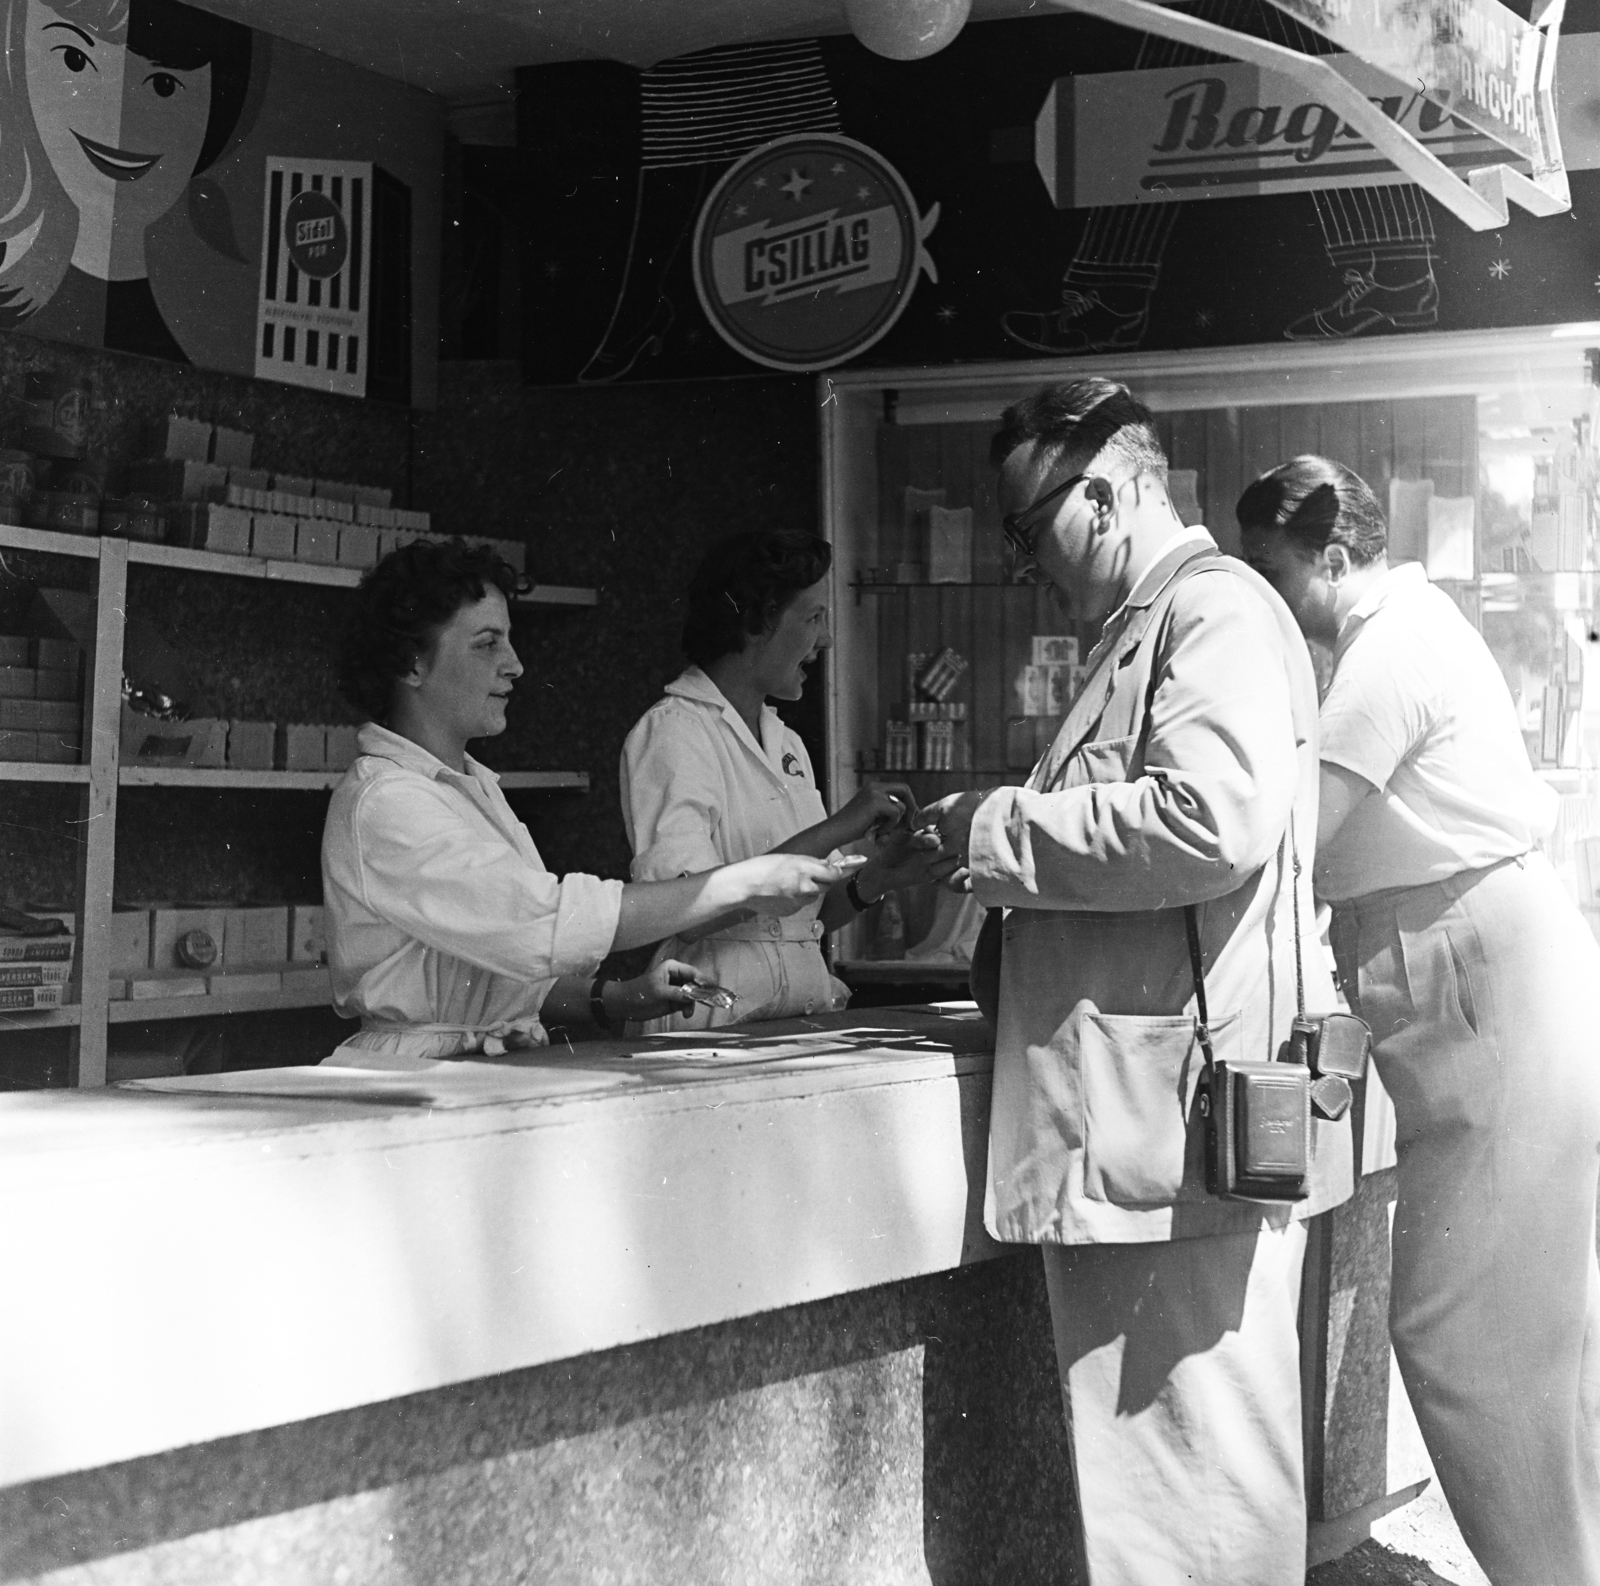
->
xmin=288 ymin=905 xmax=325 ymax=963
xmin=226 ymin=720 xmax=275 ymax=770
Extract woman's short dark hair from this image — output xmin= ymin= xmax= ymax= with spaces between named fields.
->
xmin=682 ymin=530 xmax=832 ymax=669
xmin=132 ymin=0 xmax=255 ymax=175
xmin=1235 ymin=454 xmax=1388 ymax=566
xmin=340 ymin=538 xmax=519 ymax=722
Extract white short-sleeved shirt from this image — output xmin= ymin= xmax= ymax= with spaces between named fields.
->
xmin=621 ymin=666 xmax=847 ymax=1027
xmin=1316 ymin=563 xmax=1557 ymax=901
xmin=321 ymin=723 xmax=623 ymax=1063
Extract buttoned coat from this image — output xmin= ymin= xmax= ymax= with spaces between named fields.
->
xmin=969 ymin=535 xmax=1354 ymax=1245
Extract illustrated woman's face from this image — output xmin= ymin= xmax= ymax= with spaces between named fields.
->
xmin=24 ymin=0 xmax=212 ymax=277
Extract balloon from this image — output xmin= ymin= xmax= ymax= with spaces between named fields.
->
xmin=844 ymin=0 xmax=973 ymax=60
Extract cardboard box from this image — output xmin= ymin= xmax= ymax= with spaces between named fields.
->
xmin=245 ymin=906 xmax=289 ymax=964
xmin=0 ymin=666 xmax=36 ymax=698
xmin=36 ymin=701 xmax=78 ymax=731
xmin=106 ymin=978 xmax=129 ymax=1002
xmin=288 ymin=905 xmax=325 ymax=963
xmin=0 ymin=698 xmax=40 ymax=729
xmin=126 ymin=458 xmax=227 ymax=503
xmin=109 ymin=908 xmax=152 ymax=974
xmin=149 ymin=907 xmax=227 ymax=971
xmin=295 ymin=521 xmax=340 ymax=564
xmin=211 ymin=426 xmax=254 ymax=469
xmin=0 ymin=729 xmax=38 ymax=761
xmin=0 ymin=636 xmax=27 ymax=666
xmin=353 ymin=485 xmax=392 ymax=509
xmin=200 ymin=504 xmax=251 ymax=556
xmin=281 ymin=964 xmax=331 ymax=999
xmin=194 ymin=718 xmax=226 ymax=768
xmin=227 ymin=467 xmax=269 ymax=493
xmin=206 ymin=967 xmax=283 ymax=998
xmin=34 ymin=668 xmax=78 ymax=701
xmin=119 ymin=708 xmax=221 ymax=768
xmin=324 ymin=725 xmax=360 ymax=771
xmin=226 ymin=719 xmax=275 ymax=770
xmin=337 ymin=525 xmax=379 ymax=568
xmin=34 ymin=733 xmax=80 ymax=764
xmin=33 ymin=638 xmax=78 ymax=671
xmin=128 ymin=970 xmax=207 ymax=1000
xmin=159 ymin=414 xmax=212 ymax=463
xmin=273 ymin=474 xmax=313 ymax=498
xmin=249 ymin=514 xmax=296 ymax=560
xmin=277 ymin=722 xmax=325 ymax=771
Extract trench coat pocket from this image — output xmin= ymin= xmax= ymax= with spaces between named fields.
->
xmin=1048 ymin=731 xmax=1137 ymax=792
xmin=1079 ymin=1007 xmax=1237 ymax=1206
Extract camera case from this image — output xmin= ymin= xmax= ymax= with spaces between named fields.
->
xmin=1203 ymin=1058 xmax=1312 ymax=1202
xmin=1280 ymin=1012 xmax=1371 ymax=1122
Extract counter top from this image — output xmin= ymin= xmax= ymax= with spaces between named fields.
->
xmin=1 ymin=1007 xmax=1001 ymax=1488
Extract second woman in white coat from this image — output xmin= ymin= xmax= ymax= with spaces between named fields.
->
xmin=622 ymin=530 xmax=949 ymax=1029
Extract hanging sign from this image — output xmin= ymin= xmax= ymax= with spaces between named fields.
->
xmin=692 ymin=133 xmax=939 ymax=372
xmin=1033 ymin=51 xmax=1563 ymax=208
xmin=1262 ymin=0 xmax=1552 ymax=172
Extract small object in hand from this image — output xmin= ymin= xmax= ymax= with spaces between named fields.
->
xmin=683 ymin=982 xmax=738 ymax=1010
xmin=832 ymin=853 xmax=870 ymax=873
xmin=175 ymin=929 xmax=218 ymax=969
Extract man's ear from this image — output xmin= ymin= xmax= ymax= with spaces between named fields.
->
xmin=1086 ymin=476 xmax=1115 ymax=517
xmin=1323 ymin=543 xmax=1351 ymax=584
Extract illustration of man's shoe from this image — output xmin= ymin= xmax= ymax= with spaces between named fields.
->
xmin=1284 ymin=252 xmax=1439 ymax=340
xmin=1003 ymin=268 xmax=1158 ymax=354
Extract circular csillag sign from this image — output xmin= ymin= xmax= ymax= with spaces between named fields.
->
xmin=693 ymin=134 xmax=939 ymax=373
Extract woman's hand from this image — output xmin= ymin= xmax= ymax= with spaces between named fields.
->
xmin=615 ymin=959 xmax=724 ymax=1022
xmin=836 ymin=780 xmax=917 ymax=842
xmin=723 ymin=851 xmax=864 ymax=916
xmin=864 ymin=824 xmax=960 ymax=893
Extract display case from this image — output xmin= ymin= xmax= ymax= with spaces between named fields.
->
xmin=820 ymin=325 xmax=1600 ymax=978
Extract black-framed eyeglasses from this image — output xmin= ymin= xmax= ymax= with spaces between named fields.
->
xmin=1001 ymin=471 xmax=1092 ymax=559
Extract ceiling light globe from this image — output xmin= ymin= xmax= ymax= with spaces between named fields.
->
xmin=844 ymin=0 xmax=973 ymax=60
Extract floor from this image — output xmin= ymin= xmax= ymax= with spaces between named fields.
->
xmin=1307 ymin=1346 xmax=1489 ymax=1586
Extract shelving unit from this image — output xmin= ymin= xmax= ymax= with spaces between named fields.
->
xmin=820 ymin=325 xmax=1600 ymax=978
xmin=0 ymin=523 xmax=597 ymax=1083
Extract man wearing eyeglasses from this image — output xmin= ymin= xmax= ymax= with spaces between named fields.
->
xmin=922 ymin=378 xmax=1353 ymax=1586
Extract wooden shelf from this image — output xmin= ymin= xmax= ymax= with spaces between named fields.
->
xmin=110 ymin=979 xmax=332 ymax=1023
xmin=0 ymin=762 xmax=92 ymax=784
xmin=0 ymin=1003 xmax=82 ymax=1030
xmin=0 ymin=524 xmax=599 ymax=606
xmin=120 ymin=766 xmax=590 ymax=791
xmin=0 ymin=522 xmax=101 ymax=559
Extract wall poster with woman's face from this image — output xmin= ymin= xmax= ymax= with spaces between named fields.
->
xmin=0 ymin=0 xmax=441 ymax=403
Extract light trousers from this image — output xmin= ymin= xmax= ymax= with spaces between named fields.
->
xmin=1335 ymin=853 xmax=1600 ymax=1586
xmin=1042 ymin=1220 xmax=1309 ymax=1586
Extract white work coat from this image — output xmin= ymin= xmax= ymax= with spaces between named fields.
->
xmin=321 ymin=723 xmax=622 ymax=1065
xmin=621 ymin=666 xmax=848 ymax=1029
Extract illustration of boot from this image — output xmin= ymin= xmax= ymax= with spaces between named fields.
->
xmin=577 ymin=165 xmax=706 ymax=384
xmin=1002 ymin=265 xmax=1159 ymax=354
xmin=1283 ymin=247 xmax=1439 ymax=340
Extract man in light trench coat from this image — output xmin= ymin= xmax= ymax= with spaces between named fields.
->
xmin=923 ymin=378 xmax=1355 ymax=1586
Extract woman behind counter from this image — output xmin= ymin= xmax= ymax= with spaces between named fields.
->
xmin=320 ymin=538 xmax=848 ymax=1067
xmin=622 ymin=530 xmax=950 ymax=1030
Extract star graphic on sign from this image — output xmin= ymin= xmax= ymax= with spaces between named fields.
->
xmin=830 ymin=162 xmax=846 ymax=174
xmin=1489 ymin=258 xmax=1512 ymax=279
xmin=753 ymin=176 xmax=769 ymax=189
xmin=856 ymin=185 xmax=872 ymax=201
xmin=935 ymin=304 xmax=958 ymax=324
xmin=733 ymin=204 xmax=749 ymax=217
xmin=780 ymin=168 xmax=813 ymax=201
xmin=1195 ymin=307 xmax=1216 ymax=328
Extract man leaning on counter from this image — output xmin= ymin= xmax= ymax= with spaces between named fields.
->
xmin=923 ymin=378 xmax=1354 ymax=1586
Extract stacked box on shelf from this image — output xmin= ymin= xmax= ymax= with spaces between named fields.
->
xmin=0 ymin=635 xmax=81 ymax=761
xmin=0 ymin=916 xmax=75 ymax=1012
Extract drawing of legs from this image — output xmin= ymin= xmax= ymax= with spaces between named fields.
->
xmin=578 ymin=39 xmax=840 ymax=384
xmin=1284 ymin=184 xmax=1439 ymax=339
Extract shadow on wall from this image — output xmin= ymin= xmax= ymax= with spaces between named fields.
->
xmin=1 ymin=1258 xmax=1076 ymax=1585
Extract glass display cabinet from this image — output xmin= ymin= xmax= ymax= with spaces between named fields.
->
xmin=819 ymin=325 xmax=1600 ymax=980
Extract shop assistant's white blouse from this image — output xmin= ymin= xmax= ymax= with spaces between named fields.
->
xmin=321 ymin=723 xmax=622 ymax=1064
xmin=621 ymin=666 xmax=847 ymax=1028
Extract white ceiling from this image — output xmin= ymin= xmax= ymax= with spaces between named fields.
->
xmin=203 ymin=0 xmax=1055 ymax=102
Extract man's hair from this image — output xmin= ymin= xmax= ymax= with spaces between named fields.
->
xmin=339 ymin=538 xmax=520 ymax=722
xmin=990 ymin=378 xmax=1168 ymax=484
xmin=1235 ymin=454 xmax=1388 ymax=566
xmin=681 ymin=530 xmax=833 ymax=670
